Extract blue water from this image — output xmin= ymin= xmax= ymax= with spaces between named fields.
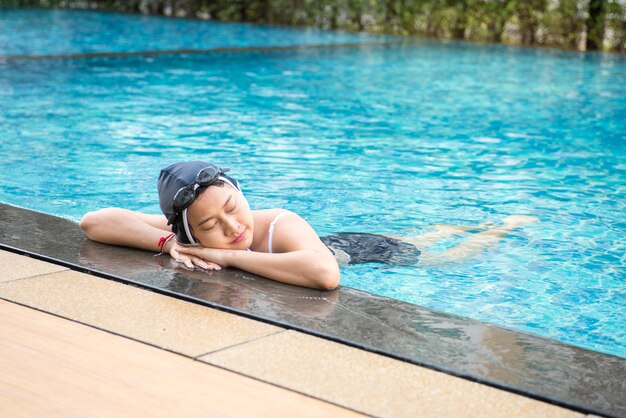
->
xmin=1 ymin=9 xmax=625 ymax=358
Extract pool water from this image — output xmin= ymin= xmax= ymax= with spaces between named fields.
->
xmin=1 ymin=9 xmax=625 ymax=358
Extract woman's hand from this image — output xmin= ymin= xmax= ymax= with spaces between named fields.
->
xmin=164 ymin=240 xmax=223 ymax=271
xmin=175 ymin=246 xmax=232 ymax=269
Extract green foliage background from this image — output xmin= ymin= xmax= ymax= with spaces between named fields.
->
xmin=3 ymin=0 xmax=625 ymax=52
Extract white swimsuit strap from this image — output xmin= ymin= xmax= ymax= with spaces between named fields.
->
xmin=268 ymin=211 xmax=289 ymax=254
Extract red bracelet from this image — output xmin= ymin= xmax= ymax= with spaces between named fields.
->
xmin=157 ymin=233 xmax=176 ymax=254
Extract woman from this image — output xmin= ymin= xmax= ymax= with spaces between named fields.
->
xmin=80 ymin=161 xmax=537 ymax=290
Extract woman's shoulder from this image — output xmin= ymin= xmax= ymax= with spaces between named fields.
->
xmin=252 ymin=208 xmax=297 ymax=221
xmin=249 ymin=209 xmax=302 ymax=252
xmin=253 ymin=208 xmax=286 ymax=215
xmin=251 ymin=209 xmax=306 ymax=235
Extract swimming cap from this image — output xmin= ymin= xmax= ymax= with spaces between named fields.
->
xmin=157 ymin=161 xmax=241 ymax=244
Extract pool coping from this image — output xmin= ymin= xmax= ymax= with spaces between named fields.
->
xmin=1 ymin=203 xmax=624 ymax=418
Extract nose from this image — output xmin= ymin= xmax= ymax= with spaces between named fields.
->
xmin=223 ymin=216 xmax=241 ymax=235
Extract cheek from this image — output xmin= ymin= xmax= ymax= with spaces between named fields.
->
xmin=239 ymin=200 xmax=253 ymax=223
xmin=242 ymin=212 xmax=254 ymax=230
xmin=195 ymin=232 xmax=215 ymax=248
xmin=195 ymin=228 xmax=224 ymax=245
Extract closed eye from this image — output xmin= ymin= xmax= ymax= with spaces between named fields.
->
xmin=203 ymin=222 xmax=218 ymax=231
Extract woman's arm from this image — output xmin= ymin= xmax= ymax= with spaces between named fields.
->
xmin=80 ymin=208 xmax=233 ymax=270
xmin=80 ymin=208 xmax=171 ymax=251
xmin=224 ymin=249 xmax=339 ymax=290
xmin=177 ymin=212 xmax=340 ymax=290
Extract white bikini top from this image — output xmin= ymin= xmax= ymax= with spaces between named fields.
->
xmin=267 ymin=211 xmax=289 ymax=253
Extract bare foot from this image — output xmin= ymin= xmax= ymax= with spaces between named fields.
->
xmin=502 ymin=215 xmax=539 ymax=230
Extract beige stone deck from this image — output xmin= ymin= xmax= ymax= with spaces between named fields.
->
xmin=0 ymin=249 xmax=587 ymax=417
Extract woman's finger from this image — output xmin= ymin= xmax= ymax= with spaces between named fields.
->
xmin=207 ymin=262 xmax=222 ymax=270
xmin=192 ymin=256 xmax=222 ymax=271
xmin=171 ymin=247 xmax=221 ymax=271
xmin=173 ymin=254 xmax=195 ymax=269
xmin=190 ymin=256 xmax=210 ymax=269
xmin=183 ymin=258 xmax=194 ymax=269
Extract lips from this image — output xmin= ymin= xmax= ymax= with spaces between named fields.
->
xmin=230 ymin=229 xmax=246 ymax=244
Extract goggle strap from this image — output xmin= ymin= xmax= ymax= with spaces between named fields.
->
xmin=219 ymin=175 xmax=240 ymax=193
xmin=182 ymin=208 xmax=196 ymax=245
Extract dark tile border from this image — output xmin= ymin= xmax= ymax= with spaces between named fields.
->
xmin=1 ymin=203 xmax=624 ymax=417
xmin=0 ymin=40 xmax=410 ymax=62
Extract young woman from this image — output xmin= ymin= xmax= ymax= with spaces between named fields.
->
xmin=80 ymin=161 xmax=537 ymax=290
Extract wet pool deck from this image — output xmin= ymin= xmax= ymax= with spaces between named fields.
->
xmin=1 ymin=203 xmax=624 ymax=417
xmin=0 ymin=252 xmax=586 ymax=418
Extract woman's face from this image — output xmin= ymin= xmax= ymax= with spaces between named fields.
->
xmin=186 ymin=184 xmax=254 ymax=250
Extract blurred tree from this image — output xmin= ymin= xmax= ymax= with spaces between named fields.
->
xmin=482 ymin=0 xmax=514 ymax=43
xmin=586 ymin=0 xmax=607 ymax=50
xmin=346 ymin=0 xmax=365 ymax=31
xmin=450 ymin=0 xmax=468 ymax=39
xmin=604 ymin=0 xmax=626 ymax=51
xmin=514 ymin=0 xmax=546 ymax=45
xmin=546 ymin=0 xmax=585 ymax=49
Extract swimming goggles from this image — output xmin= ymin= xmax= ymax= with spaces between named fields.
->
xmin=170 ymin=165 xmax=230 ymax=223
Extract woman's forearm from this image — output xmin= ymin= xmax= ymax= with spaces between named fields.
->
xmin=225 ymin=249 xmax=340 ymax=290
xmin=80 ymin=208 xmax=170 ymax=252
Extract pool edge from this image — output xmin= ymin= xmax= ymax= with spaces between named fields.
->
xmin=1 ymin=203 xmax=624 ymax=418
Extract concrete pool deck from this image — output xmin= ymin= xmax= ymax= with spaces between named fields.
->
xmin=0 ymin=298 xmax=363 ymax=418
xmin=1 ymin=203 xmax=624 ymax=417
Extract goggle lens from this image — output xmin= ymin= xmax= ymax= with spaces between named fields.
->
xmin=171 ymin=166 xmax=229 ymax=215
xmin=196 ymin=166 xmax=221 ymax=185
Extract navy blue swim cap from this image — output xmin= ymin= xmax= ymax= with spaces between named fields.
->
xmin=157 ymin=161 xmax=241 ymax=244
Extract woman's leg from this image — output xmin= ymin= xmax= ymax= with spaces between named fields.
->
xmin=419 ymin=215 xmax=538 ymax=266
xmin=384 ymin=221 xmax=495 ymax=249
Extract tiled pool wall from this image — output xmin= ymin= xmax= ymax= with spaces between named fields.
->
xmin=0 ymin=203 xmax=624 ymax=417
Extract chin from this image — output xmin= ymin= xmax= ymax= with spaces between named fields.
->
xmin=229 ymin=241 xmax=250 ymax=250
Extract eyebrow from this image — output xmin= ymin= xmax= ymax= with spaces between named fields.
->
xmin=197 ymin=194 xmax=233 ymax=227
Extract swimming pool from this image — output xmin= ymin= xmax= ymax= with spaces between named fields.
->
xmin=1 ymin=9 xmax=625 ymax=358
